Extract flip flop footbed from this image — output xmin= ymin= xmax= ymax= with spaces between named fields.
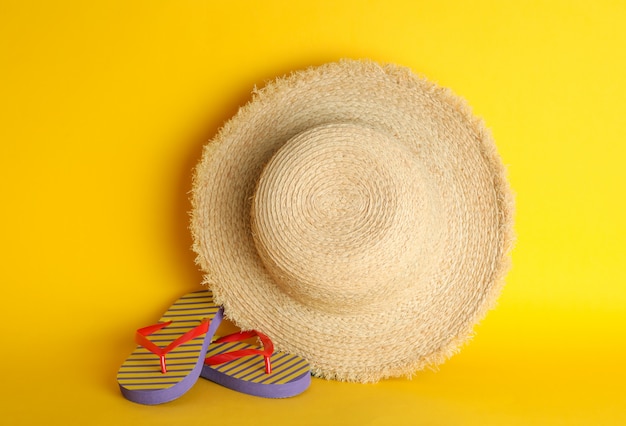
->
xmin=202 ymin=338 xmax=311 ymax=398
xmin=117 ymin=290 xmax=223 ymax=404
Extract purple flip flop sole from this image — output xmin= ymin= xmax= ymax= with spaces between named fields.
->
xmin=117 ymin=290 xmax=224 ymax=405
xmin=201 ymin=338 xmax=311 ymax=398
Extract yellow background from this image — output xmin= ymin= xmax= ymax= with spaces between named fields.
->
xmin=1 ymin=1 xmax=625 ymax=424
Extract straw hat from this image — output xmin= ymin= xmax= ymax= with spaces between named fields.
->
xmin=191 ymin=60 xmax=514 ymax=383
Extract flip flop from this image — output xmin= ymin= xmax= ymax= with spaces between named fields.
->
xmin=116 ymin=289 xmax=223 ymax=405
xmin=202 ymin=330 xmax=311 ymax=398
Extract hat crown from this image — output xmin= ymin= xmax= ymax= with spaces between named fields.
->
xmin=251 ymin=123 xmax=439 ymax=313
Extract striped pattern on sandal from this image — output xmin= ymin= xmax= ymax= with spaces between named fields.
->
xmin=117 ymin=290 xmax=223 ymax=404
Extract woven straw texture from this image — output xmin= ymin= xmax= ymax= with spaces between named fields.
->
xmin=191 ymin=60 xmax=514 ymax=383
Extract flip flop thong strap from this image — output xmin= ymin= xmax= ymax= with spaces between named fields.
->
xmin=205 ymin=330 xmax=274 ymax=374
xmin=136 ymin=319 xmax=210 ymax=374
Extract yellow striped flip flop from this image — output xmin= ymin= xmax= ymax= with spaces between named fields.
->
xmin=116 ymin=289 xmax=223 ymax=404
xmin=202 ymin=330 xmax=311 ymax=398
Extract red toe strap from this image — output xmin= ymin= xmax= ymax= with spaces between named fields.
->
xmin=205 ymin=330 xmax=274 ymax=374
xmin=135 ymin=319 xmax=209 ymax=374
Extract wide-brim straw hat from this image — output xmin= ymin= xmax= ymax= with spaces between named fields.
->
xmin=191 ymin=59 xmax=514 ymax=383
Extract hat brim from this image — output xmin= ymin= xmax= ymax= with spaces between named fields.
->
xmin=191 ymin=60 xmax=514 ymax=382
